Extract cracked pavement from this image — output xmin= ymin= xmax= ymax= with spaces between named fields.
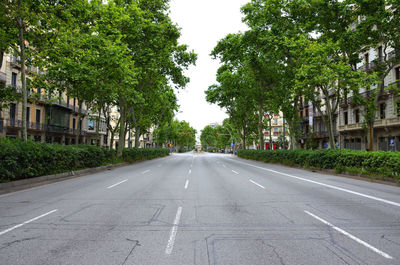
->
xmin=0 ymin=152 xmax=399 ymax=264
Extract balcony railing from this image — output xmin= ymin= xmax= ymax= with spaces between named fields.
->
xmin=314 ymin=131 xmax=329 ymax=138
xmin=51 ymin=101 xmax=88 ymax=114
xmin=388 ymin=50 xmax=399 ymax=61
xmin=28 ymin=122 xmax=45 ymax=130
xmin=6 ymin=119 xmax=23 ymax=128
xmin=389 ymin=80 xmax=400 ymax=88
xmin=357 ymin=62 xmax=375 ymax=71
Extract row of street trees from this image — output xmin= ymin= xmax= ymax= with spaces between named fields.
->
xmin=206 ymin=0 xmax=400 ymax=151
xmin=0 ymin=0 xmax=197 ymax=156
xmin=200 ymin=119 xmax=241 ymax=151
xmin=155 ymin=120 xmax=197 ymax=151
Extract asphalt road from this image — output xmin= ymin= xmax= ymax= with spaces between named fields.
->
xmin=0 ymin=152 xmax=399 ymax=265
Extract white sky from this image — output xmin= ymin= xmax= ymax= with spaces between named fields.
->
xmin=169 ymin=0 xmax=249 ymax=135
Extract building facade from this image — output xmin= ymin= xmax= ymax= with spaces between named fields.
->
xmin=264 ymin=112 xmax=290 ymax=150
xmin=0 ymin=53 xmax=107 ymax=145
xmin=338 ymin=46 xmax=400 ymax=151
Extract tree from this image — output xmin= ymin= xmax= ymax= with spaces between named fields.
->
xmin=295 ymin=39 xmax=353 ymax=149
xmin=1 ymin=0 xmax=79 ymax=140
xmin=200 ymin=125 xmax=216 ymax=151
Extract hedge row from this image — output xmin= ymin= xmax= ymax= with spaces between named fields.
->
xmin=237 ymin=149 xmax=400 ymax=182
xmin=0 ymin=138 xmax=169 ymax=182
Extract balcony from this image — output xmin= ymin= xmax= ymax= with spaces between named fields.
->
xmin=28 ymin=122 xmax=45 ymax=131
xmin=388 ymin=50 xmax=399 ymax=61
xmin=389 ymin=81 xmax=400 ymax=89
xmin=0 ymin=72 xmax=5 ymax=83
xmin=374 ymin=117 xmax=400 ymax=128
xmin=357 ymin=62 xmax=375 ymax=72
xmin=339 ymin=123 xmax=364 ymax=132
xmin=51 ymin=101 xmax=88 ymax=115
xmin=314 ymin=131 xmax=329 ymax=138
xmin=10 ymin=56 xmax=21 ymax=68
xmin=5 ymin=119 xmax=23 ymax=128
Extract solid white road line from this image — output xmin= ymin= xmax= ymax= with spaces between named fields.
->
xmin=184 ymin=179 xmax=189 ymax=189
xmin=0 ymin=209 xmax=58 ymax=236
xmin=232 ymin=170 xmax=239 ymax=175
xmin=304 ymin=210 xmax=393 ymax=259
xmin=249 ymin=179 xmax=266 ymax=189
xmin=231 ymin=159 xmax=400 ymax=207
xmin=165 ymin=206 xmax=183 ymax=255
xmin=189 ymin=169 xmax=192 ymax=174
xmin=141 ymin=169 xmax=150 ymax=174
xmin=107 ymin=179 xmax=128 ymax=189
xmin=222 ymin=164 xmax=226 ymax=168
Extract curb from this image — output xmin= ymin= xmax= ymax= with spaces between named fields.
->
xmin=0 ymin=162 xmax=132 ymax=196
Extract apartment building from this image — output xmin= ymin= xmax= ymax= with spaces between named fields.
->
xmin=108 ymin=106 xmax=154 ymax=149
xmin=264 ymin=112 xmax=289 ymax=150
xmin=0 ymin=53 xmax=107 ymax=145
xmin=338 ymin=46 xmax=400 ymax=151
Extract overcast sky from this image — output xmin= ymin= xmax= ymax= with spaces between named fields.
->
xmin=169 ymin=0 xmax=249 ymax=135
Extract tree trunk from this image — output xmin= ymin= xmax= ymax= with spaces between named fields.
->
xmin=368 ymin=122 xmax=374 ymax=151
xmin=117 ymin=98 xmax=126 ymax=157
xmin=268 ymin=118 xmax=272 ymax=150
xmin=0 ymin=50 xmax=3 ymax=69
xmin=17 ymin=12 xmax=27 ymax=141
xmin=282 ymin=114 xmax=286 ymax=150
xmin=258 ymin=102 xmax=264 ymax=150
xmin=76 ymin=101 xmax=82 ymax=145
xmin=96 ymin=108 xmax=101 ymax=147
xmin=288 ymin=120 xmax=299 ymax=150
xmin=323 ymin=93 xmax=336 ymax=149
xmin=242 ymin=123 xmax=246 ymax=150
xmin=110 ymin=131 xmax=114 ymax=151
xmin=134 ymin=128 xmax=140 ymax=148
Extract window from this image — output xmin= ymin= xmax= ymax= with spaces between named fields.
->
xmin=10 ymin=103 xmax=16 ymax=123
xmin=397 ymin=102 xmax=400 ymax=117
xmin=355 ymin=109 xmax=360 ymax=123
xmin=72 ymin=118 xmax=76 ymax=129
xmin=378 ymin=46 xmax=383 ymax=61
xmin=379 ymin=103 xmax=386 ymax=119
xmin=274 ymin=119 xmax=278 ymax=125
xmin=88 ymin=119 xmax=94 ymax=130
xmin=37 ymin=87 xmax=41 ymax=95
xmin=36 ymin=109 xmax=41 ymax=124
xmin=67 ymin=96 xmax=70 ymax=107
xmin=11 ymin=72 xmax=17 ymax=87
xmin=26 ymin=107 xmax=30 ymax=124
xmin=73 ymin=98 xmax=76 ymax=107
xmin=396 ymin=67 xmax=400 ymax=87
xmin=364 ymin=53 xmax=369 ymax=64
xmin=344 ymin=111 xmax=348 ymax=125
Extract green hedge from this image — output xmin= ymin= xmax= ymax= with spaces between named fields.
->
xmin=237 ymin=149 xmax=400 ymax=182
xmin=0 ymin=138 xmax=169 ymax=182
xmin=122 ymin=147 xmax=170 ymax=162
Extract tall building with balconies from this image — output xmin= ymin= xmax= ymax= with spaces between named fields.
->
xmin=0 ymin=52 xmax=108 ymax=146
xmin=338 ymin=46 xmax=400 ymax=151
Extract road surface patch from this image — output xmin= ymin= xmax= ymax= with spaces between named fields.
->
xmin=165 ymin=206 xmax=183 ymax=255
xmin=304 ymin=210 xmax=393 ymax=259
xmin=107 ymin=179 xmax=128 ymax=189
xmin=0 ymin=209 xmax=58 ymax=236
